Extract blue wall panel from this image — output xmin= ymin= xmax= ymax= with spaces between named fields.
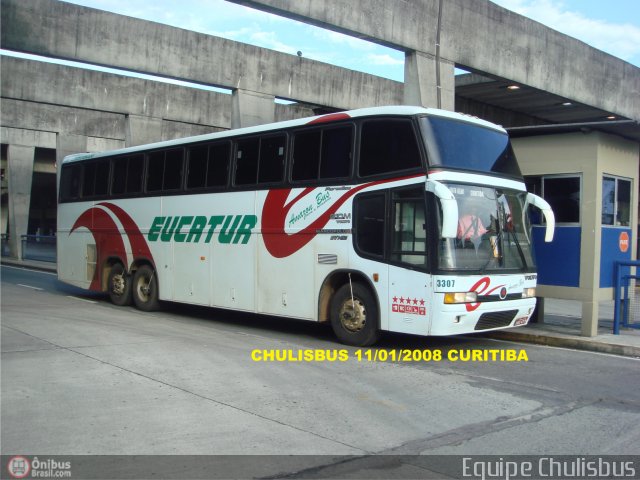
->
xmin=532 ymin=226 xmax=581 ymax=287
xmin=599 ymin=227 xmax=632 ymax=288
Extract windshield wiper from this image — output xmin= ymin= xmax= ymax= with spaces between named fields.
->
xmin=506 ymin=226 xmax=527 ymax=268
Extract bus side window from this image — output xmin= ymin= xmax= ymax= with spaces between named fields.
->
xmin=292 ymin=130 xmax=321 ymax=182
xmin=82 ymin=160 xmax=110 ymax=198
xmin=187 ymin=142 xmax=230 ymax=190
xmin=146 ymin=151 xmax=165 ymax=192
xmin=187 ymin=145 xmax=208 ymax=189
xmin=320 ymin=126 xmax=352 ymax=180
xmin=112 ymin=157 xmax=127 ymax=195
xmin=82 ymin=163 xmax=96 ymax=197
xmin=60 ymin=164 xmax=82 ymax=201
xmin=354 ymin=192 xmax=386 ymax=258
xmin=359 ymin=120 xmax=422 ymax=177
xmin=207 ymin=143 xmax=230 ymax=188
xmin=126 ymin=155 xmax=144 ymax=194
xmin=163 ymin=148 xmax=184 ymax=191
xmin=235 ymin=138 xmax=259 ymax=186
xmin=94 ymin=160 xmax=110 ymax=196
xmin=258 ymin=135 xmax=286 ymax=184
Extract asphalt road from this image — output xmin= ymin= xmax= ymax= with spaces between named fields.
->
xmin=2 ymin=265 xmax=639 ymax=478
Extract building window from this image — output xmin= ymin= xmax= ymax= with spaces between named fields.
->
xmin=525 ymin=175 xmax=581 ymax=224
xmin=602 ymin=175 xmax=631 ymax=226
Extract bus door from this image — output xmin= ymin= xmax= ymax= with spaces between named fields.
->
xmin=387 ymin=187 xmax=431 ymax=335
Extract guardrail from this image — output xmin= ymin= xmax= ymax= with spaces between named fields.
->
xmin=20 ymin=235 xmax=57 ymax=263
xmin=613 ymin=260 xmax=640 ymax=334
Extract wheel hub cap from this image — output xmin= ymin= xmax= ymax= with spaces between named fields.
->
xmin=339 ymin=299 xmax=366 ymax=332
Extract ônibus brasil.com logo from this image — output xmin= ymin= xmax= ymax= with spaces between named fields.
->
xmin=6 ymin=456 xmax=72 ymax=478
xmin=7 ymin=456 xmax=30 ymax=479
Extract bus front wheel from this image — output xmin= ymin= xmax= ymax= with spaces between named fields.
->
xmin=330 ymin=282 xmax=380 ymax=346
xmin=132 ymin=265 xmax=160 ymax=312
xmin=108 ymin=263 xmax=132 ymax=306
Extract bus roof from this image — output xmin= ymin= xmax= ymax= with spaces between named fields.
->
xmin=61 ymin=106 xmax=506 ymax=164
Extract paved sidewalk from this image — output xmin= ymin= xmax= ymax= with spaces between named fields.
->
xmin=2 ymin=257 xmax=640 ymax=358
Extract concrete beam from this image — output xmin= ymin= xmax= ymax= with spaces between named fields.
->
xmin=231 ymin=0 xmax=640 ymax=122
xmin=0 ymin=98 xmax=126 ymax=140
xmin=0 ymin=0 xmax=403 ymax=111
xmin=0 ymin=127 xmax=56 ymax=149
xmin=1 ymin=57 xmax=232 ymax=129
xmin=6 ymin=145 xmax=34 ymax=259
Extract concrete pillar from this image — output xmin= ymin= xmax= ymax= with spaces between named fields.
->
xmin=580 ymin=167 xmax=601 ymax=337
xmin=581 ymin=301 xmax=599 ymax=337
xmin=7 ymin=145 xmax=35 ymax=259
xmin=125 ymin=115 xmax=163 ymax=147
xmin=403 ymin=51 xmax=455 ymax=111
xmin=231 ymin=89 xmax=275 ymax=129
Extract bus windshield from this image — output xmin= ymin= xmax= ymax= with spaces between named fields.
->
xmin=438 ymin=183 xmax=535 ymax=272
xmin=420 ymin=116 xmax=522 ymax=177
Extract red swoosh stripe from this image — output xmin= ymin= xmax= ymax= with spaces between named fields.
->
xmin=71 ymin=207 xmax=127 ymax=291
xmin=262 ymin=174 xmax=424 ymax=258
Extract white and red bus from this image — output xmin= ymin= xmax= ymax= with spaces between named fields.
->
xmin=57 ymin=106 xmax=554 ymax=346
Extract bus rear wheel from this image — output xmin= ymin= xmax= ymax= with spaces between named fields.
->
xmin=108 ymin=263 xmax=132 ymax=306
xmin=132 ymin=265 xmax=160 ymax=312
xmin=330 ymin=282 xmax=380 ymax=346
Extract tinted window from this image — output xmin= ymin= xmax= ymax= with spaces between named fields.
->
xmin=258 ymin=135 xmax=286 ymax=184
xmin=94 ymin=161 xmax=110 ymax=195
xmin=187 ymin=145 xmax=208 ymax=189
xmin=60 ymin=164 xmax=82 ymax=201
xmin=360 ymin=120 xmax=422 ymax=177
xmin=187 ymin=143 xmax=230 ymax=190
xmin=291 ymin=126 xmax=352 ymax=183
xmin=235 ymin=138 xmax=259 ymax=185
xmin=207 ymin=143 xmax=230 ymax=187
xmin=163 ymin=149 xmax=184 ymax=190
xmin=320 ymin=126 xmax=352 ymax=179
xmin=292 ymin=130 xmax=321 ymax=182
xmin=112 ymin=157 xmax=128 ymax=195
xmin=420 ymin=117 xmax=521 ymax=177
xmin=146 ymin=149 xmax=184 ymax=192
xmin=125 ymin=155 xmax=144 ymax=194
xmin=355 ymin=193 xmax=386 ymax=258
xmin=146 ymin=151 xmax=164 ymax=192
xmin=82 ymin=163 xmax=97 ymax=197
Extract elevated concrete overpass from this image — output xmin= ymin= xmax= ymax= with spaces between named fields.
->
xmin=231 ymin=0 xmax=640 ymax=124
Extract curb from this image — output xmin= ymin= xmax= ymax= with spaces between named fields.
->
xmin=1 ymin=258 xmax=57 ymax=274
xmin=487 ymin=330 xmax=640 ymax=358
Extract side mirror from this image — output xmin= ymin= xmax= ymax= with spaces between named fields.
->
xmin=426 ymin=179 xmax=458 ymax=238
xmin=526 ymin=193 xmax=555 ymax=242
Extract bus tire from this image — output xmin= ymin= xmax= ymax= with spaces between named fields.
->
xmin=108 ymin=263 xmax=132 ymax=306
xmin=132 ymin=264 xmax=160 ymax=312
xmin=330 ymin=282 xmax=380 ymax=346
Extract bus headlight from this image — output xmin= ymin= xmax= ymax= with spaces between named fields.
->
xmin=522 ymin=287 xmax=536 ymax=298
xmin=444 ymin=292 xmax=478 ymax=304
